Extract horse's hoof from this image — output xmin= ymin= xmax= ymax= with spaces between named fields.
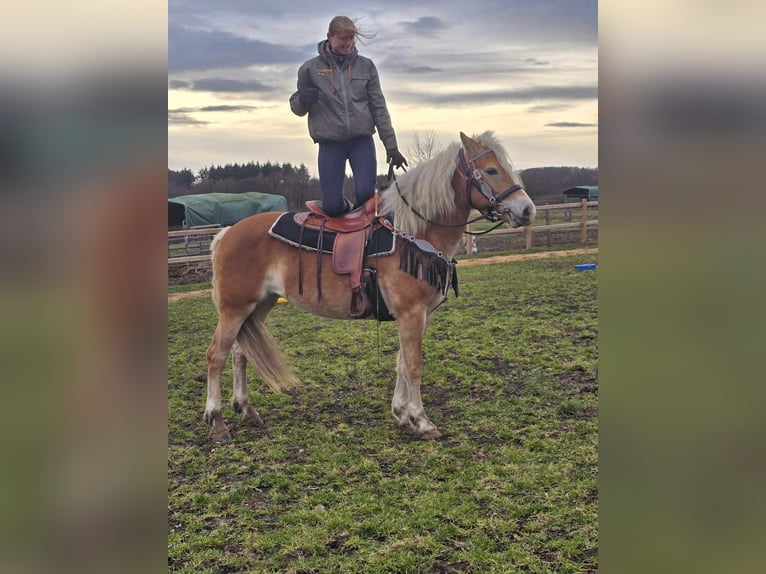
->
xmin=242 ymin=409 xmax=264 ymax=426
xmin=398 ymin=421 xmax=442 ymax=440
xmin=209 ymin=428 xmax=231 ymax=443
xmin=418 ymin=428 xmax=443 ymax=440
xmin=207 ymin=415 xmax=232 ymax=442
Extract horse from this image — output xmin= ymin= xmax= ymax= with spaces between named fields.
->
xmin=202 ymin=131 xmax=536 ymax=442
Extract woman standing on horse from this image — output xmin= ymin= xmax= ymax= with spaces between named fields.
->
xmin=290 ymin=16 xmax=408 ymax=216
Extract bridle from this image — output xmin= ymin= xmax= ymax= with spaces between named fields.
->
xmin=456 ymin=147 xmax=525 ymax=224
xmin=389 ymin=147 xmax=526 ymax=234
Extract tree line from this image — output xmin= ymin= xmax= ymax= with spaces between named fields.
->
xmin=168 ymin=162 xmax=598 ymax=210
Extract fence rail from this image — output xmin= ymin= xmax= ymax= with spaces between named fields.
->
xmin=168 ymin=224 xmax=221 ymax=265
xmin=168 ymin=199 xmax=598 ymax=266
xmin=463 ymin=198 xmax=598 ymax=255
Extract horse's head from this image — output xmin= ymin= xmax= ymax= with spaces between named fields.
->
xmin=458 ymin=132 xmax=536 ymax=228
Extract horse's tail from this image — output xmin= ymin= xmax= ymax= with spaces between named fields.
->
xmin=235 ymin=312 xmax=300 ymax=393
xmin=210 ymin=227 xmax=231 ymax=310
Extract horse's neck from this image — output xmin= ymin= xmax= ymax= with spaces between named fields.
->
xmin=421 ymin=171 xmax=472 ymax=258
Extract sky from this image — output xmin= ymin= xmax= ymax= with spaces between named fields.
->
xmin=168 ymin=0 xmax=598 ymax=176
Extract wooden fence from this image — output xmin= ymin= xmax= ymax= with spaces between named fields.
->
xmin=168 ymin=199 xmax=598 ymax=266
xmin=463 ymin=198 xmax=598 ymax=255
xmin=168 ymin=225 xmax=221 ymax=266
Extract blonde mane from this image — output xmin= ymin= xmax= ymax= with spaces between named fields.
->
xmin=378 ymin=131 xmax=519 ymax=236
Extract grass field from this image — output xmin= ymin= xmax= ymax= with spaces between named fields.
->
xmin=168 ymin=253 xmax=598 ymax=573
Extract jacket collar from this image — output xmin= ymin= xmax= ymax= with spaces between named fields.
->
xmin=318 ymin=40 xmax=358 ymax=68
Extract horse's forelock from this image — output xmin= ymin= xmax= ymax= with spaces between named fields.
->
xmin=472 ymin=131 xmax=518 ymax=181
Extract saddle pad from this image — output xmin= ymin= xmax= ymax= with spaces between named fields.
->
xmin=268 ymin=212 xmax=395 ymax=257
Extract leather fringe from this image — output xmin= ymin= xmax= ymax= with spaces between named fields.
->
xmin=399 ymin=235 xmax=458 ymax=297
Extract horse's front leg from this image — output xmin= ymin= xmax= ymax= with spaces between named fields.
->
xmin=392 ymin=307 xmax=442 ymax=439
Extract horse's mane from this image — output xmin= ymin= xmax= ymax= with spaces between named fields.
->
xmin=378 ymin=131 xmax=519 ymax=236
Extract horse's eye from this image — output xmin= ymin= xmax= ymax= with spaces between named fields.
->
xmin=485 ymin=167 xmax=498 ymax=176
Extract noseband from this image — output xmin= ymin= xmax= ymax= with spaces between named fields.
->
xmin=457 ymin=148 xmax=524 ymax=222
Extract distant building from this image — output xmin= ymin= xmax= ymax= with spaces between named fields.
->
xmin=168 ymin=191 xmax=287 ymax=229
xmin=562 ymin=186 xmax=599 ymax=203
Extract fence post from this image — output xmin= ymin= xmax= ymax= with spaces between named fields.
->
xmin=464 ymin=224 xmax=472 ymax=255
xmin=525 ymin=225 xmax=532 ymax=249
xmin=581 ymin=198 xmax=588 ymax=244
xmin=545 ymin=207 xmax=551 ymax=246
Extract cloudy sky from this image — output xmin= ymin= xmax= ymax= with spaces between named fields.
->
xmin=168 ymin=0 xmax=598 ymax=176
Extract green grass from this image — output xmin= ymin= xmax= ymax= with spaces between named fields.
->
xmin=168 ymin=280 xmax=213 ymax=294
xmin=168 ymin=254 xmax=598 ymax=573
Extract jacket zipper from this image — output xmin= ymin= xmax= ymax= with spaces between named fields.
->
xmin=333 ymin=58 xmax=351 ymax=138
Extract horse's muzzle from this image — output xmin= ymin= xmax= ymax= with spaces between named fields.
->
xmin=502 ymin=201 xmax=536 ymax=228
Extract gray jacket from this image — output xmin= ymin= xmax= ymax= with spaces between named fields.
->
xmin=290 ymin=41 xmax=399 ymax=153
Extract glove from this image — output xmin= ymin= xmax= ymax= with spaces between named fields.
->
xmin=298 ymin=87 xmax=319 ymax=107
xmin=387 ymin=149 xmax=408 ymax=169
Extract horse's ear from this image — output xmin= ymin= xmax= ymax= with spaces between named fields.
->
xmin=460 ymin=132 xmax=481 ymax=154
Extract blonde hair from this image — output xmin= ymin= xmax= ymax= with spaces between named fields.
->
xmin=328 ymin=16 xmax=376 ymax=44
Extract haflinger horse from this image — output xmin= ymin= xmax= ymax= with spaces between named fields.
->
xmin=203 ymin=131 xmax=536 ymax=442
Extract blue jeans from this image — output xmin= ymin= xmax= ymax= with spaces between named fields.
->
xmin=317 ymin=136 xmax=377 ymax=216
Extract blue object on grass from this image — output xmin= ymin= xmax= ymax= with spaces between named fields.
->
xmin=575 ymin=263 xmax=596 ymax=271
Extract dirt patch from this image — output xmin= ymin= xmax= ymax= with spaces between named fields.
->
xmin=458 ymin=247 xmax=597 ymax=267
xmin=168 ymin=264 xmax=212 ymax=286
xmin=168 ymin=289 xmax=212 ymax=303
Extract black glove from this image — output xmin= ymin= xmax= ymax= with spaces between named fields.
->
xmin=387 ymin=149 xmax=408 ymax=169
xmin=298 ymin=87 xmax=319 ymax=107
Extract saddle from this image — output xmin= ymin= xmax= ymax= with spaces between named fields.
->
xmin=295 ymin=198 xmax=383 ymax=318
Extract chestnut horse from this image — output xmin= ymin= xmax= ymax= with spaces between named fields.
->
xmin=203 ymin=131 xmax=536 ymax=441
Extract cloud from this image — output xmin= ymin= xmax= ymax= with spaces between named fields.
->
xmin=397 ymin=85 xmax=598 ymax=106
xmin=169 ymin=78 xmax=274 ymax=93
xmin=168 ymin=23 xmax=307 ymax=73
xmin=168 ymin=104 xmax=258 ymax=127
xmin=399 ymin=16 xmax=449 ymax=37
xmin=199 ymin=105 xmax=257 ymax=112
xmin=528 ymin=103 xmax=575 ymax=113
xmin=192 ymin=78 xmax=274 ymax=93
xmin=389 ymin=63 xmax=444 ymax=74
xmin=545 ymin=121 xmax=598 ymax=128
xmin=168 ymin=111 xmax=209 ymax=126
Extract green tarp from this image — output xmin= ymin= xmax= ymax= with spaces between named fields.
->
xmin=168 ymin=192 xmax=287 ymax=227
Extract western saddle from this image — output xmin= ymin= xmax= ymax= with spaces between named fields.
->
xmin=294 ymin=197 xmax=385 ymax=318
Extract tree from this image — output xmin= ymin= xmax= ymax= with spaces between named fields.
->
xmin=406 ymin=130 xmax=442 ymax=166
xmin=168 ymin=168 xmax=195 ymax=196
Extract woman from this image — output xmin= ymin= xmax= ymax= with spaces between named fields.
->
xmin=290 ymin=16 xmax=407 ymax=216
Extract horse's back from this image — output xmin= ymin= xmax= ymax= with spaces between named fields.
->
xmin=213 ymin=211 xmax=283 ymax=259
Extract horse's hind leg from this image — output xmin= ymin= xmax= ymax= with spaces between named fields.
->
xmin=204 ymin=307 xmax=253 ymax=442
xmin=229 ymin=297 xmax=279 ymax=426
xmin=231 ymin=343 xmax=263 ymax=426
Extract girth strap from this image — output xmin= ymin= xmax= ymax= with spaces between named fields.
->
xmin=298 ymin=218 xmax=306 ymax=297
xmin=316 ymin=218 xmax=326 ymax=302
